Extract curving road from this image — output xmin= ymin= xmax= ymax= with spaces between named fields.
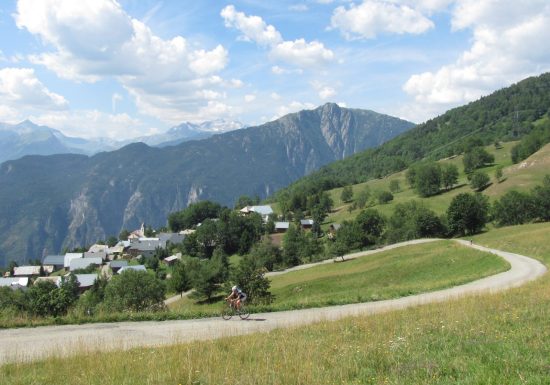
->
xmin=0 ymin=239 xmax=546 ymax=364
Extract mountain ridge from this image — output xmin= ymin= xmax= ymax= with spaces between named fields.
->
xmin=0 ymin=103 xmax=413 ymax=266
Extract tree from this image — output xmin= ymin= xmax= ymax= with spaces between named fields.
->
xmin=106 ymin=236 xmax=118 ymax=247
xmin=25 ymin=275 xmax=79 ymax=317
xmin=170 ymin=260 xmax=192 ymax=295
xmin=463 ymin=146 xmax=494 ymax=173
xmin=168 ymin=201 xmax=223 ymax=232
xmin=389 ymin=180 xmax=400 ymax=193
xmin=355 ymin=209 xmax=385 ymax=246
xmin=118 ymin=229 xmax=130 ymax=241
xmin=103 ymin=270 xmax=166 ymax=312
xmin=356 ymin=188 xmax=370 ymax=209
xmin=387 ymin=201 xmax=446 ymax=243
xmin=341 ymin=185 xmax=353 ymax=203
xmin=247 ymin=237 xmax=282 ymax=271
xmin=532 ymin=175 xmax=550 ymax=221
xmin=232 ymin=256 xmax=273 ymax=305
xmin=470 ymin=171 xmax=490 ymax=191
xmin=282 ymin=224 xmax=303 ymax=267
xmin=414 ymin=162 xmax=442 ymax=197
xmin=377 ymin=190 xmax=394 ymax=204
xmin=494 ymin=166 xmax=504 ymax=183
xmin=441 ymin=164 xmax=459 ymax=190
xmin=330 ymin=220 xmax=363 ymax=257
xmin=234 ymin=195 xmax=259 ymax=210
xmin=491 ymin=190 xmax=536 ymax=226
xmin=447 ymin=193 xmax=489 ymax=236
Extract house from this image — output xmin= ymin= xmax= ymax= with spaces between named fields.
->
xmin=327 ymin=224 xmax=341 ymax=240
xmin=300 ymin=219 xmax=314 ymax=230
xmin=88 ymin=244 xmax=109 ymax=253
xmin=42 ymin=255 xmax=65 ymax=271
xmin=0 ymin=277 xmax=29 ymax=288
xmin=109 ymin=260 xmax=129 ymax=273
xmin=64 ymin=253 xmax=83 ymax=269
xmin=158 ymin=233 xmax=186 ymax=247
xmin=13 ymin=265 xmax=41 ymax=277
xmin=128 ymin=239 xmax=162 ymax=258
xmin=118 ymin=265 xmax=147 ymax=274
xmin=240 ymin=205 xmax=273 ymax=222
xmin=35 ymin=276 xmax=62 ymax=287
xmin=128 ymin=223 xmax=145 ymax=240
xmin=275 ymin=221 xmax=290 ymax=233
xmin=69 ymin=257 xmax=102 ymax=272
xmin=163 ymin=254 xmax=181 ymax=266
xmin=107 ymin=245 xmax=125 ymax=257
xmin=84 ymin=251 xmax=107 ymax=260
xmin=73 ymin=274 xmax=99 ymax=292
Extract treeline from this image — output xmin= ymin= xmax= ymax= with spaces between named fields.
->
xmin=273 ymin=73 xmax=550 ymax=204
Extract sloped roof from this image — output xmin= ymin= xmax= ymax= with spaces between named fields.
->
xmin=70 ymin=257 xmax=102 ymax=271
xmin=74 ymin=274 xmax=99 ymax=288
xmin=275 ymin=221 xmax=290 ymax=229
xmin=109 ymin=260 xmax=129 ymax=268
xmin=13 ymin=266 xmax=41 ymax=276
xmin=64 ymin=253 xmax=83 ymax=268
xmin=118 ymin=265 xmax=147 ymax=274
xmin=84 ymin=251 xmax=106 ymax=259
xmin=248 ymin=205 xmax=273 ymax=216
xmin=164 ymin=255 xmax=181 ymax=263
xmin=0 ymin=277 xmax=29 ymax=287
xmin=88 ymin=244 xmax=109 ymax=253
xmin=300 ymin=219 xmax=314 ymax=226
xmin=43 ymin=255 xmax=65 ymax=266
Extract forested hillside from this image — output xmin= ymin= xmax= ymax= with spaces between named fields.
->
xmin=275 ymin=73 xmax=550 ymax=198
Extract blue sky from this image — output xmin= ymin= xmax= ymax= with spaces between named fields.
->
xmin=1 ymin=0 xmax=549 ymax=139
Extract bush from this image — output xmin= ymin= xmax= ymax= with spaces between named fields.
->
xmin=470 ymin=171 xmax=491 ymax=191
xmin=377 ymin=190 xmax=394 ymax=204
xmin=447 ymin=193 xmax=489 ymax=236
xmin=103 ymin=270 xmax=166 ymax=312
xmin=492 ymin=190 xmax=536 ymax=227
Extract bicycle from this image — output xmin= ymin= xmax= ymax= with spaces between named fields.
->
xmin=221 ymin=299 xmax=250 ymax=320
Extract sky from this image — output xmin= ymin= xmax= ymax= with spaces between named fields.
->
xmin=0 ymin=0 xmax=550 ymax=139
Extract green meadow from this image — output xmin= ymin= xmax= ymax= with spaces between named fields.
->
xmin=2 ymin=223 xmax=549 ymax=385
xmin=168 ymin=240 xmax=508 ymax=314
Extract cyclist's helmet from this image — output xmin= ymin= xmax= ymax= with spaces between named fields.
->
xmin=232 ymin=285 xmax=238 ymax=291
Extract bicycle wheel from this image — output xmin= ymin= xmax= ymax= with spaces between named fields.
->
xmin=238 ymin=306 xmax=250 ymax=320
xmin=221 ymin=306 xmax=233 ymax=320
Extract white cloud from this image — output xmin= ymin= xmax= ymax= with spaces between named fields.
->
xmin=222 ymin=5 xmax=334 ymax=69
xmin=271 ymin=65 xmax=303 ymax=75
xmin=402 ymin=0 xmax=550 ymax=122
xmin=289 ymin=4 xmax=309 ymax=12
xmin=14 ymin=0 xmax=230 ymax=125
xmin=221 ymin=5 xmax=282 ymax=47
xmin=270 ymin=39 xmax=334 ymax=68
xmin=31 ymin=110 xmax=148 ymax=139
xmin=271 ymin=92 xmax=281 ymax=100
xmin=244 ymin=94 xmax=256 ymax=102
xmin=330 ymin=1 xmax=434 ymax=39
xmin=312 ymin=80 xmax=337 ymax=100
xmin=0 ymin=67 xmax=68 ymax=114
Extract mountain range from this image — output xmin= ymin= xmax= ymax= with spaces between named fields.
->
xmin=0 ymin=103 xmax=413 ymax=266
xmin=0 ymin=119 xmax=244 ymax=164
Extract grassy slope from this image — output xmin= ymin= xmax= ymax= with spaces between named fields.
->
xmin=2 ymin=223 xmax=549 ymax=385
xmin=168 ymin=240 xmax=508 ymax=314
xmin=325 ymin=141 xmax=550 ymax=225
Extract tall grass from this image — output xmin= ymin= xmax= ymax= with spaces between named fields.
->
xmin=1 ymin=223 xmax=548 ymax=384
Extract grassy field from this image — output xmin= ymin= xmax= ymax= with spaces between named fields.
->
xmin=168 ymin=240 xmax=508 ymax=313
xmin=1 ymin=223 xmax=549 ymax=384
xmin=325 ymin=141 xmax=550 ymax=226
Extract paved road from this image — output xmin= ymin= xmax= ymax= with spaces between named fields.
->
xmin=0 ymin=239 xmax=546 ymax=364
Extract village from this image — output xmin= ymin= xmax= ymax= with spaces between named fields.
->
xmin=0 ymin=205 xmax=319 ymax=294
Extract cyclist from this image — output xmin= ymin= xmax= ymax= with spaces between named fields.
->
xmin=226 ymin=285 xmax=247 ymax=310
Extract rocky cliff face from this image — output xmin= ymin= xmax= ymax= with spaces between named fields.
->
xmin=0 ymin=103 xmax=413 ymax=266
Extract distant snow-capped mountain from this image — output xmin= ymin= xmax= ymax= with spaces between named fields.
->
xmin=126 ymin=119 xmax=244 ymax=147
xmin=0 ymin=119 xmax=244 ymax=164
